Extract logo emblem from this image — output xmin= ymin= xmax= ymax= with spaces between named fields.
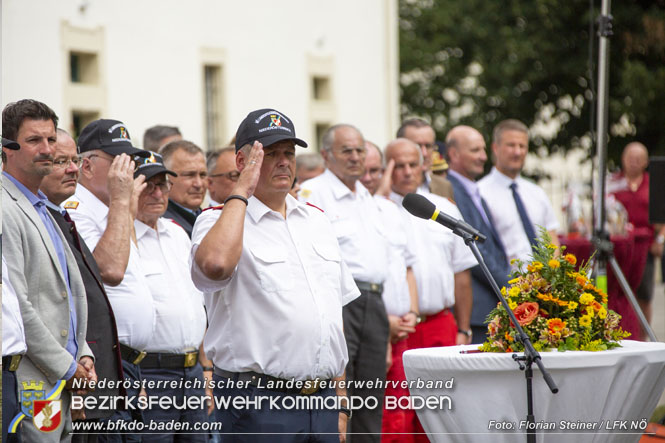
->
xmin=20 ymin=381 xmax=45 ymax=417
xmin=269 ymin=115 xmax=282 ymax=127
xmin=119 ymin=127 xmax=129 ymax=139
xmin=33 ymin=400 xmax=62 ymax=432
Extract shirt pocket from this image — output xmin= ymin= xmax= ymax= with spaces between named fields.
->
xmin=248 ymin=244 xmax=294 ymax=293
xmin=312 ymin=242 xmax=342 ymax=295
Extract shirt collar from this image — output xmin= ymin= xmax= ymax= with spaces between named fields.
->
xmin=169 ymin=199 xmax=200 ymax=216
xmin=2 ymin=171 xmax=49 ymax=208
xmin=448 ymin=169 xmax=480 ymax=196
xmin=45 ymin=199 xmax=65 ymax=215
xmin=135 ymin=217 xmax=171 ymax=241
xmin=75 ymin=184 xmax=109 ymax=222
xmin=489 ymin=167 xmax=520 ymax=187
xmin=246 ymin=194 xmax=307 ymax=224
xmin=322 ymin=169 xmax=368 ymax=201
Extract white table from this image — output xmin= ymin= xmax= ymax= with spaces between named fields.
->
xmin=403 ymin=340 xmax=665 ymax=443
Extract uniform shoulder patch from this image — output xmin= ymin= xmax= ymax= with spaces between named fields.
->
xmin=203 ymin=204 xmax=224 ymax=212
xmin=306 ymin=202 xmax=324 ymax=213
xmin=63 ymin=201 xmax=79 ymax=210
xmin=300 ymin=189 xmax=311 ymax=199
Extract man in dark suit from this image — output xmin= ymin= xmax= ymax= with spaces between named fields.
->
xmin=40 ymin=129 xmax=124 ymax=441
xmin=445 ymin=125 xmax=511 ymax=344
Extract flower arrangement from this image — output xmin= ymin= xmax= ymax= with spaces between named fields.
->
xmin=480 ymin=231 xmax=630 ymax=353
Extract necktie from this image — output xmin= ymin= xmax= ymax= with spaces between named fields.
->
xmin=510 ymin=182 xmax=537 ymax=248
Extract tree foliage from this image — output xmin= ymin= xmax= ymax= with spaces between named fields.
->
xmin=399 ymin=0 xmax=665 ymax=166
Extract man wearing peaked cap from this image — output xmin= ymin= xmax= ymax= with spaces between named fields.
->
xmin=64 ymin=118 xmax=156 ymax=436
xmin=191 ymin=108 xmax=358 ymax=441
xmin=132 ymin=152 xmax=209 ymax=441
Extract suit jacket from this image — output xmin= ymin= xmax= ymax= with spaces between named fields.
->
xmin=48 ymin=207 xmax=124 ymax=419
xmin=429 ymin=173 xmax=455 ymax=201
xmin=3 ymin=178 xmax=92 ymax=439
xmin=448 ymin=173 xmax=511 ymax=327
xmin=163 ymin=199 xmax=199 ymax=238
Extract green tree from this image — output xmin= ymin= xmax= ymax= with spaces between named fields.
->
xmin=399 ymin=0 xmax=665 ymax=167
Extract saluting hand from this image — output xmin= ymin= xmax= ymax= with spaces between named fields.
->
xmin=107 ymin=154 xmax=136 ymax=204
xmin=130 ymin=174 xmax=147 ymax=220
xmin=233 ymin=141 xmax=264 ymax=199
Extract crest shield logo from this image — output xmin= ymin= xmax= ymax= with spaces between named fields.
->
xmin=269 ymin=115 xmax=282 ymax=127
xmin=33 ymin=400 xmax=62 ymax=432
xmin=20 ymin=381 xmax=45 ymax=417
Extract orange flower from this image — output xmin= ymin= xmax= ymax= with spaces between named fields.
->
xmin=548 ymin=259 xmax=560 ymax=269
xmin=576 ymin=275 xmax=588 ymax=286
xmin=564 ymin=254 xmax=577 ymax=265
xmin=512 ymin=302 xmax=540 ymax=326
xmin=547 ymin=318 xmax=566 ymax=333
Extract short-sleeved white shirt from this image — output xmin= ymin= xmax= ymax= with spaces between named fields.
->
xmin=135 ymin=218 xmax=206 ymax=353
xmin=190 ymin=194 xmax=359 ymax=380
xmin=478 ymin=168 xmax=560 ymax=264
xmin=374 ymin=196 xmax=416 ymax=317
xmin=299 ymin=169 xmax=389 ymax=284
xmin=390 ymin=190 xmax=476 ymax=315
xmin=65 ymin=185 xmax=155 ymax=350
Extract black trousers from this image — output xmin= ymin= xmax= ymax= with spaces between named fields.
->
xmin=343 ymin=288 xmax=389 ymax=442
xmin=2 ymin=368 xmax=21 ymax=443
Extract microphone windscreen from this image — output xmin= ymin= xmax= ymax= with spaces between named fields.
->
xmin=402 ymin=193 xmax=436 ymax=220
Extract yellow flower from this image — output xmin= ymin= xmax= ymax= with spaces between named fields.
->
xmin=508 ymin=287 xmax=521 ymax=298
xmin=579 ymin=315 xmax=592 ymax=328
xmin=532 ymin=261 xmax=544 ymax=270
xmin=546 ymin=243 xmax=557 ymax=249
xmin=510 ymin=258 xmax=518 ymax=265
xmin=564 ymin=254 xmax=577 ymax=265
xmin=508 ymin=278 xmax=520 ymax=284
xmin=598 ymin=307 xmax=607 ymax=319
xmin=509 ymin=300 xmax=517 ymax=310
xmin=501 ymin=286 xmax=507 ymax=296
xmin=586 ymin=306 xmax=595 ymax=317
xmin=567 ymin=301 xmax=578 ymax=310
xmin=579 ymin=292 xmax=594 ymax=305
xmin=548 ymin=259 xmax=560 ymax=269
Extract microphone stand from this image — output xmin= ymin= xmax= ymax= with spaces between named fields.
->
xmin=455 ymin=228 xmax=559 ymax=443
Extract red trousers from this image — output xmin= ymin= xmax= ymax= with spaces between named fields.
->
xmin=381 ymin=309 xmax=456 ymax=442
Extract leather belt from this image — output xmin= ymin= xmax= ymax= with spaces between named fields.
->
xmin=2 ymin=354 xmax=23 ymax=372
xmin=139 ymin=351 xmax=199 ymax=369
xmin=355 ymin=280 xmax=384 ymax=294
xmin=214 ymin=368 xmax=326 ymax=396
xmin=119 ymin=343 xmax=147 ymax=365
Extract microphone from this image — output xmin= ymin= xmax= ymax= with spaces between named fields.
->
xmin=402 ymin=193 xmax=486 ymax=243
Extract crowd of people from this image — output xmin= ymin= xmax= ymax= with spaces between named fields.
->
xmin=2 ymin=98 xmax=662 ymax=443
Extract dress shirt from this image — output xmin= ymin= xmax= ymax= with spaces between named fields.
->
xmin=448 ymin=169 xmax=491 ymax=227
xmin=374 ymin=196 xmax=416 ymax=317
xmin=190 ymin=194 xmax=360 ymax=380
xmin=136 ymin=218 xmax=206 ymax=353
xmin=2 ymin=256 xmax=27 ymax=356
xmin=299 ymin=169 xmax=389 ymax=284
xmin=478 ymin=168 xmax=560 ymax=264
xmin=65 ymin=185 xmax=155 ymax=350
xmin=4 ymin=172 xmax=77 ymax=379
xmin=390 ymin=190 xmax=477 ymax=315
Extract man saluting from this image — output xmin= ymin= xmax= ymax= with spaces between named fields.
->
xmin=191 ymin=108 xmax=359 ymax=442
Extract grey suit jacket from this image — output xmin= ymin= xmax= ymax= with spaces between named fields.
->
xmin=2 ymin=178 xmax=92 ymax=390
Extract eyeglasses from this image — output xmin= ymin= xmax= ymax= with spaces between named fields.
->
xmin=52 ymin=156 xmax=83 ymax=169
xmin=145 ymin=180 xmax=172 ymax=194
xmin=209 ymin=170 xmax=240 ymax=181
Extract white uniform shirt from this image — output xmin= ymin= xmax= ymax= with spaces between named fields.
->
xmin=2 ymin=256 xmax=27 ymax=356
xmin=374 ymin=196 xmax=416 ymax=317
xmin=478 ymin=168 xmax=560 ymax=264
xmin=190 ymin=194 xmax=360 ymax=380
xmin=390 ymin=190 xmax=476 ymax=315
xmin=65 ymin=185 xmax=155 ymax=350
xmin=136 ymin=218 xmax=206 ymax=353
xmin=299 ymin=169 xmax=389 ymax=284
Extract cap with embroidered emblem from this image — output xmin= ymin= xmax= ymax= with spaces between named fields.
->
xmin=234 ymin=108 xmax=307 ymax=153
xmin=134 ymin=152 xmax=177 ymax=180
xmin=78 ymin=119 xmax=150 ymax=157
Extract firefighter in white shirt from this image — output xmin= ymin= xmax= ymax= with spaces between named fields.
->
xmin=191 ymin=108 xmax=359 ymax=442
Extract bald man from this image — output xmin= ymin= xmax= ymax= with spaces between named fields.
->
xmin=610 ymin=142 xmax=665 ymax=330
xmin=445 ymin=126 xmax=511 ymax=343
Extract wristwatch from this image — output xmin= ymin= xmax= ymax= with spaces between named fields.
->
xmin=458 ymin=329 xmax=472 ymax=338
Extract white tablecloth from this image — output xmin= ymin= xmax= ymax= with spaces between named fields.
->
xmin=403 ymin=340 xmax=665 ymax=443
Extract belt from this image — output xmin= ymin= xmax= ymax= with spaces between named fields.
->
xmin=214 ymin=368 xmax=326 ymax=396
xmin=2 ymin=354 xmax=23 ymax=372
xmin=119 ymin=343 xmax=147 ymax=365
xmin=419 ymin=308 xmax=451 ymax=324
xmin=139 ymin=350 xmax=199 ymax=369
xmin=355 ymin=280 xmax=383 ymax=294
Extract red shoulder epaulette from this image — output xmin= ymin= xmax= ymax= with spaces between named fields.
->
xmin=202 ymin=204 xmax=224 ymax=212
xmin=306 ymin=202 xmax=324 ymax=213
